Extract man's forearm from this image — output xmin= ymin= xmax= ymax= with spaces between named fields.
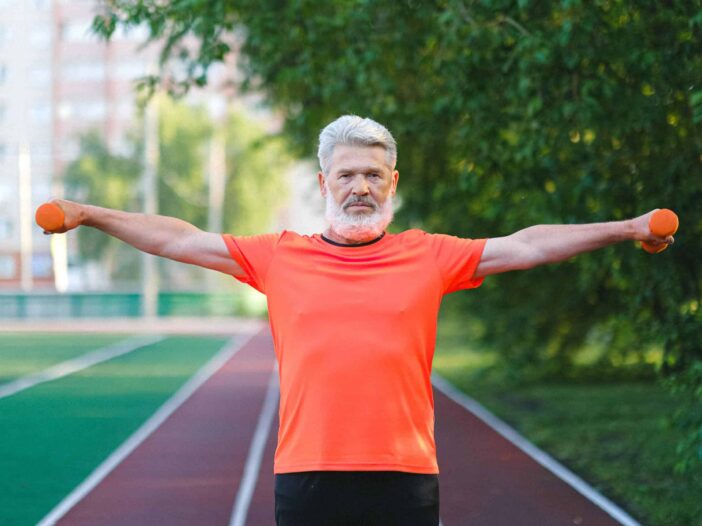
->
xmin=81 ymin=204 xmax=201 ymax=259
xmin=512 ymin=220 xmax=636 ymax=265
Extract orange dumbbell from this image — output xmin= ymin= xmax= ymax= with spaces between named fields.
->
xmin=35 ymin=202 xmax=65 ymax=233
xmin=642 ymin=208 xmax=678 ymax=254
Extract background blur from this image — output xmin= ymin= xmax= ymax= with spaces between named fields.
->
xmin=1 ymin=1 xmax=701 ymax=524
xmin=0 ymin=0 xmax=325 ymax=318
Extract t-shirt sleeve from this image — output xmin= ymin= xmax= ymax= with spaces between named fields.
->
xmin=221 ymin=232 xmax=281 ymax=294
xmin=427 ymin=233 xmax=488 ymax=294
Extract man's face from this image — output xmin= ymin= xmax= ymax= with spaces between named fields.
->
xmin=318 ymin=144 xmax=399 ymax=214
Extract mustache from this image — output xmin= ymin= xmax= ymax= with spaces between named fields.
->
xmin=343 ymin=196 xmax=377 ymax=210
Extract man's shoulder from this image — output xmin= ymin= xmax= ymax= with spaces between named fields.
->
xmin=392 ymin=228 xmax=428 ymax=241
xmin=279 ymin=230 xmax=317 ymax=243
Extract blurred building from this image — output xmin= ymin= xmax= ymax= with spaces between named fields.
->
xmin=53 ymin=0 xmax=158 ymax=168
xmin=0 ymin=0 xmax=324 ymax=294
xmin=0 ymin=0 xmax=54 ymax=289
xmin=0 ymin=0 xmax=163 ymax=290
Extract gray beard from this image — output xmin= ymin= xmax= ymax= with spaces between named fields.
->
xmin=325 ymin=192 xmax=394 ymax=242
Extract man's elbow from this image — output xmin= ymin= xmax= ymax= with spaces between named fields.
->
xmin=523 ymin=246 xmax=577 ymax=269
xmin=515 ymin=244 xmax=550 ymax=270
xmin=158 ymin=236 xmax=194 ymax=263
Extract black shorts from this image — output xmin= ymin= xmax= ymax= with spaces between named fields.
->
xmin=274 ymin=471 xmax=440 ymax=526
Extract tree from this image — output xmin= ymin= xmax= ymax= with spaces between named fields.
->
xmin=93 ymin=0 xmax=702 ymax=471
xmin=65 ymin=97 xmax=289 ymax=287
xmin=64 ymin=132 xmax=142 ymax=281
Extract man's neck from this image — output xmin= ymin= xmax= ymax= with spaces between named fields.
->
xmin=323 ymin=227 xmax=384 ymax=245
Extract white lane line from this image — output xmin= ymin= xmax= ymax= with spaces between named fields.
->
xmin=36 ymin=332 xmax=256 ymax=526
xmin=0 ymin=335 xmax=164 ymax=400
xmin=229 ymin=362 xmax=279 ymax=526
xmin=431 ymin=373 xmax=641 ymax=526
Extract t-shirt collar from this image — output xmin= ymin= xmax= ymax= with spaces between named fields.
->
xmin=320 ymin=231 xmax=386 ymax=248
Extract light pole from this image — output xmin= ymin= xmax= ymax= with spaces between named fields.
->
xmin=142 ymin=96 xmax=159 ymax=317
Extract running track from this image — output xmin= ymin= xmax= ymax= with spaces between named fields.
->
xmin=41 ymin=327 xmax=639 ymax=525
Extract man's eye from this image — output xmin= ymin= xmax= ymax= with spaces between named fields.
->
xmin=369 ymin=173 xmax=379 ymax=179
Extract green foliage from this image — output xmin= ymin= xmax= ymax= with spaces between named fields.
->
xmin=65 ymin=97 xmax=290 ymax=281
xmin=94 ymin=0 xmax=702 ymax=469
xmin=156 ymin=96 xmax=212 ymax=228
xmin=64 ymin=133 xmax=142 ymax=276
xmin=663 ymin=359 xmax=702 ymax=474
xmin=222 ymin=111 xmax=290 ymax=235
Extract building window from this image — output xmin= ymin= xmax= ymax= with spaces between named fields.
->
xmin=114 ymin=24 xmax=149 ymax=41
xmin=32 ymin=253 xmax=53 ymax=278
xmin=31 ymin=102 xmax=51 ymax=124
xmin=62 ymin=61 xmax=105 ymax=82
xmin=0 ymin=218 xmax=12 ymax=239
xmin=30 ymin=66 xmax=51 ymax=86
xmin=31 ymin=142 xmax=51 ymax=160
xmin=0 ymin=254 xmax=16 ymax=279
xmin=115 ymin=60 xmax=147 ymax=80
xmin=61 ymin=20 xmax=95 ymax=42
xmin=78 ymin=100 xmax=106 ymax=120
xmin=30 ymin=29 xmax=50 ymax=47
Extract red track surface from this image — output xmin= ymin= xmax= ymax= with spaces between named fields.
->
xmin=56 ymin=328 xmax=624 ymax=525
xmin=434 ymin=389 xmax=620 ymax=525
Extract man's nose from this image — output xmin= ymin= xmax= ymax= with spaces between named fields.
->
xmin=352 ymin=175 xmax=369 ymax=195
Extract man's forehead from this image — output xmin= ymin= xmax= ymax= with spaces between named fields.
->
xmin=330 ymin=144 xmax=389 ymax=172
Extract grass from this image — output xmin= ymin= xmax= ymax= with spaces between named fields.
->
xmin=0 ymin=335 xmax=228 ymax=526
xmin=0 ymin=333 xmax=126 ymax=384
xmin=433 ymin=315 xmax=702 ymax=526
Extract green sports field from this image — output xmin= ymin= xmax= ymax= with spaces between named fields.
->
xmin=0 ymin=333 xmax=230 ymax=526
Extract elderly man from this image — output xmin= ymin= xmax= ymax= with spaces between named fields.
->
xmin=47 ymin=115 xmax=672 ymax=526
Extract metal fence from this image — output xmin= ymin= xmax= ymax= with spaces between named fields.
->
xmin=0 ymin=291 xmax=266 ymax=319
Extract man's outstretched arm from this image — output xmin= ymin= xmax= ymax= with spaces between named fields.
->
xmin=474 ymin=210 xmax=674 ymax=278
xmin=45 ymin=199 xmax=243 ymax=277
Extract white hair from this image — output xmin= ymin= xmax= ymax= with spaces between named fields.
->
xmin=318 ymin=115 xmax=397 ymax=176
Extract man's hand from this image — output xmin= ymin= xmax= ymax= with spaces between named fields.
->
xmin=630 ymin=209 xmax=675 ymax=250
xmin=40 ymin=199 xmax=84 ymax=234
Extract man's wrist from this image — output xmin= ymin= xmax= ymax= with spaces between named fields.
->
xmin=622 ymin=218 xmax=637 ymax=242
xmin=80 ymin=204 xmax=95 ymax=227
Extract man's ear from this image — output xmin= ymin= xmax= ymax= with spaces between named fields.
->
xmin=391 ymin=170 xmax=399 ymax=196
xmin=318 ymin=171 xmax=327 ymax=197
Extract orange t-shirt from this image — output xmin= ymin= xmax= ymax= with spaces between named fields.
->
xmin=222 ymin=229 xmax=487 ymax=474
